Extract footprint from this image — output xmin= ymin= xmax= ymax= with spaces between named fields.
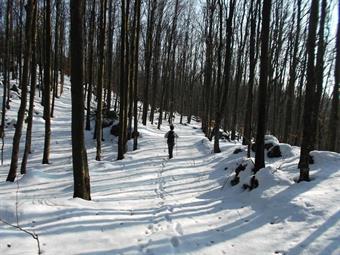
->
xmin=164 ymin=213 xmax=171 ymax=222
xmin=174 ymin=222 xmax=183 ymax=235
xmin=170 ymin=236 xmax=180 ymax=247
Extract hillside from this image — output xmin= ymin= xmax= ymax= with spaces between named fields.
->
xmin=0 ymin=79 xmax=339 ymax=255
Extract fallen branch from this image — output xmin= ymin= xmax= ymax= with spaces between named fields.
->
xmin=0 ymin=218 xmax=41 ymax=254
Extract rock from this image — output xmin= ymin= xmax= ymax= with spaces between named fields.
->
xmin=264 ymin=142 xmax=274 ymax=150
xmin=102 ymin=118 xmax=113 ymax=128
xmin=10 ymin=84 xmax=19 ymax=93
xmin=252 ymin=141 xmax=276 ymax=152
xmin=235 ymin=164 xmax=247 ymax=175
xmin=264 ymin=135 xmax=280 ymax=144
xmin=243 ymin=176 xmax=259 ymax=190
xmin=220 ymin=132 xmax=231 ymax=142
xmin=110 ymin=123 xmax=119 ymax=136
xmin=131 ymin=130 xmax=139 ymax=138
xmin=106 ymin=110 xmax=117 ymax=120
xmin=230 ymin=176 xmax=240 ymax=186
xmin=251 ymin=143 xmax=256 ymax=152
xmin=267 ymin=145 xmax=282 ymax=158
xmin=233 ymin=148 xmax=243 ymax=154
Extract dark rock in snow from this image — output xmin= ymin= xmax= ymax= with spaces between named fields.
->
xmin=106 ymin=110 xmax=117 ymax=120
xmin=267 ymin=145 xmax=282 ymax=158
xmin=102 ymin=118 xmax=113 ymax=128
xmin=131 ymin=130 xmax=139 ymax=138
xmin=110 ymin=123 xmax=119 ymax=136
xmin=233 ymin=148 xmax=243 ymax=154
xmin=220 ymin=132 xmax=231 ymax=142
xmin=251 ymin=143 xmax=256 ymax=152
xmin=231 ymin=164 xmax=247 ymax=186
xmin=235 ymin=164 xmax=247 ymax=175
xmin=230 ymin=176 xmax=240 ymax=186
xmin=243 ymin=176 xmax=259 ymax=190
xmin=10 ymin=84 xmax=19 ymax=93
xmin=264 ymin=142 xmax=274 ymax=150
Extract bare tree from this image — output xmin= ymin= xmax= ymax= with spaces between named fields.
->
xmin=7 ymin=0 xmax=36 ymax=181
xmin=254 ymin=0 xmax=272 ymax=173
xmin=42 ymin=0 xmax=52 ymax=164
xmin=70 ymin=0 xmax=91 ymax=200
xmin=298 ymin=0 xmax=319 ymax=182
xmin=327 ymin=2 xmax=339 ymax=151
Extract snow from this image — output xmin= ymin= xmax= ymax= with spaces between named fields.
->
xmin=0 ymin=78 xmax=339 ymax=255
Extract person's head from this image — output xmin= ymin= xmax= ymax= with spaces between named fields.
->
xmin=170 ymin=124 xmax=174 ymax=130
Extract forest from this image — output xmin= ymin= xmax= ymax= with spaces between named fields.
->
xmin=0 ymin=0 xmax=339 ymax=254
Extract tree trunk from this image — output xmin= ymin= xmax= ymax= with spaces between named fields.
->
xmin=150 ymin=1 xmax=165 ymax=124
xmin=7 ymin=0 xmax=36 ymax=182
xmin=142 ymin=0 xmax=157 ymax=125
xmin=21 ymin=0 xmax=38 ymax=175
xmin=133 ymin=0 xmax=141 ymax=150
xmin=327 ymin=2 xmax=339 ymax=151
xmin=1 ymin=0 xmax=13 ymax=165
xmin=283 ymin=0 xmax=301 ymax=143
xmin=254 ymin=0 xmax=272 ymax=173
xmin=243 ymin=0 xmax=258 ymax=152
xmin=85 ymin=0 xmax=96 ymax=131
xmin=310 ymin=0 xmax=327 ymax=149
xmin=213 ymin=0 xmax=235 ymax=153
xmin=42 ymin=0 xmax=52 ymax=164
xmin=95 ymin=0 xmax=107 ymax=161
xmin=118 ymin=0 xmax=129 ymax=160
xmin=51 ymin=0 xmax=61 ymax=118
xmin=70 ymin=0 xmax=91 ymax=200
xmin=298 ymin=0 xmax=319 ymax=182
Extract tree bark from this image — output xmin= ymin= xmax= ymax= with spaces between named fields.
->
xmin=21 ymin=0 xmax=38 ymax=175
xmin=70 ymin=0 xmax=91 ymax=200
xmin=95 ymin=0 xmax=107 ymax=161
xmin=42 ymin=0 xmax=52 ymax=164
xmin=7 ymin=0 xmax=36 ymax=181
xmin=298 ymin=0 xmax=319 ymax=182
xmin=328 ymin=2 xmax=339 ymax=151
xmin=254 ymin=0 xmax=272 ymax=173
xmin=85 ymin=0 xmax=96 ymax=131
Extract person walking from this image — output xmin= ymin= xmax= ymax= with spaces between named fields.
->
xmin=164 ymin=124 xmax=178 ymax=159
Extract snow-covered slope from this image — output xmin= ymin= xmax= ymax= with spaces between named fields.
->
xmin=0 ymin=79 xmax=339 ymax=255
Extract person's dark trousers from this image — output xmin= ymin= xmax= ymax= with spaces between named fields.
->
xmin=168 ymin=145 xmax=174 ymax=159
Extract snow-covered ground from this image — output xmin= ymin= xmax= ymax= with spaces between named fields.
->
xmin=0 ymin=78 xmax=339 ymax=255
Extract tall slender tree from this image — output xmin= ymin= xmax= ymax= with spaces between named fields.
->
xmin=283 ymin=0 xmax=302 ymax=143
xmin=1 ymin=0 xmax=13 ymax=165
xmin=21 ymin=0 xmax=38 ymax=174
xmin=213 ymin=0 xmax=236 ymax=153
xmin=85 ymin=0 xmax=96 ymax=131
xmin=327 ymin=2 xmax=339 ymax=151
xmin=132 ymin=0 xmax=141 ymax=150
xmin=42 ymin=0 xmax=52 ymax=164
xmin=142 ymin=0 xmax=157 ymax=125
xmin=7 ymin=0 xmax=36 ymax=181
xmin=298 ymin=0 xmax=319 ymax=182
xmin=118 ymin=0 xmax=129 ymax=160
xmin=95 ymin=0 xmax=107 ymax=161
xmin=70 ymin=0 xmax=91 ymax=200
xmin=254 ymin=0 xmax=272 ymax=173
